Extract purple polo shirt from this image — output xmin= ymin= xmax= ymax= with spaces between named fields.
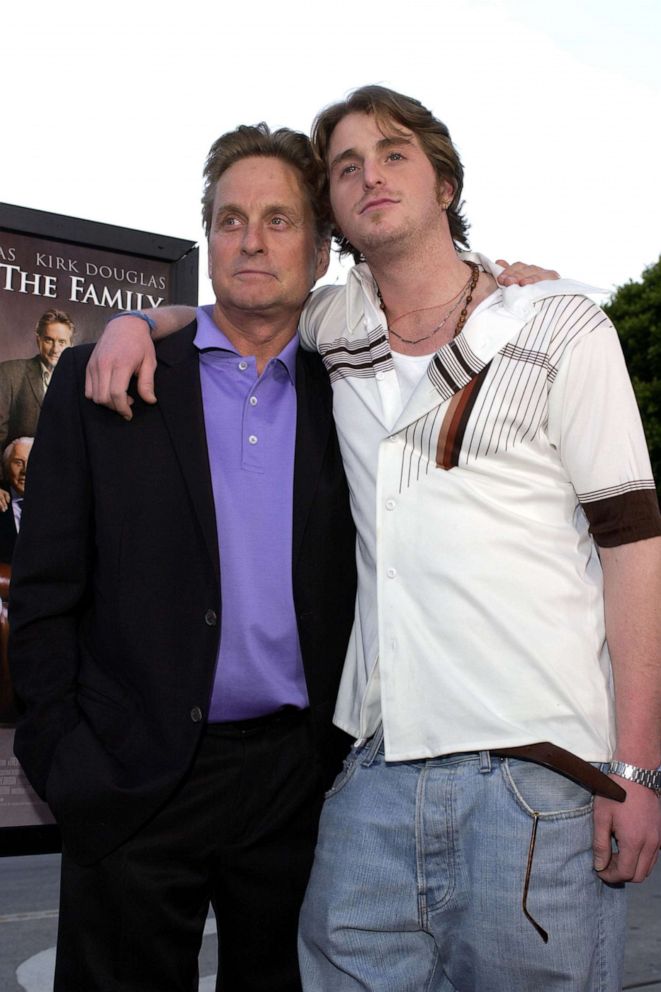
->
xmin=194 ymin=305 xmax=308 ymax=721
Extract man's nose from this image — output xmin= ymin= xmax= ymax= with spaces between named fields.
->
xmin=362 ymin=159 xmax=385 ymax=189
xmin=241 ymin=224 xmax=266 ymax=254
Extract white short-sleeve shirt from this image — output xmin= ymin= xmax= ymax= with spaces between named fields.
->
xmin=300 ymin=254 xmax=660 ymax=761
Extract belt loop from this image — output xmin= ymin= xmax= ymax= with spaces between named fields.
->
xmin=479 ymin=750 xmax=492 ymax=773
xmin=361 ymin=724 xmax=385 ymax=767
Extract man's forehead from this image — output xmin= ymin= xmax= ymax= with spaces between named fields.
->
xmin=40 ymin=323 xmax=71 ymax=339
xmin=213 ymin=156 xmax=307 ymax=208
xmin=328 ymin=111 xmax=416 ymax=157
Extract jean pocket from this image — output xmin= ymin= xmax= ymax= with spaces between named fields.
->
xmin=501 ymin=758 xmax=594 ymax=819
xmin=324 ymin=742 xmax=364 ymax=800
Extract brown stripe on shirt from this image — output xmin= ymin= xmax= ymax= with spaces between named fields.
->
xmin=581 ymin=488 xmax=661 ymax=547
xmin=436 ymin=367 xmax=489 ymax=470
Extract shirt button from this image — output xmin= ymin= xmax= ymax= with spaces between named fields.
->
xmin=385 ymin=499 xmax=396 ymax=511
xmin=249 ymin=396 xmax=258 ymax=406
xmin=386 ymin=567 xmax=397 ymax=579
xmin=204 ymin=609 xmax=217 ymax=626
xmin=190 ymin=707 xmax=203 ymax=723
xmin=248 ymin=435 xmax=258 ymax=445
xmin=238 ymin=360 xmax=248 ymax=371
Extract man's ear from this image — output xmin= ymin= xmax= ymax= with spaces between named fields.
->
xmin=315 ymin=238 xmax=331 ymax=281
xmin=437 ymin=178 xmax=455 ymax=210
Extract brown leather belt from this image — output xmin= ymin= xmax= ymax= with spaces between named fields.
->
xmin=490 ymin=741 xmax=626 ymax=802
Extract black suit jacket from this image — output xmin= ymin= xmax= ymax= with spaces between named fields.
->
xmin=10 ymin=324 xmax=356 ymax=864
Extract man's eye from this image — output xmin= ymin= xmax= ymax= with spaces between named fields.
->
xmin=340 ymin=163 xmax=358 ymax=176
xmin=387 ymin=152 xmax=404 ymax=161
xmin=270 ymin=217 xmax=287 ymax=226
xmin=221 ymin=216 xmax=240 ymax=227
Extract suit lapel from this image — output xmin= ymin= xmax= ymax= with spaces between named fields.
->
xmin=292 ymin=348 xmax=332 ymax=570
xmin=153 ymin=323 xmax=220 ymax=584
xmin=27 ymin=356 xmax=45 ymax=404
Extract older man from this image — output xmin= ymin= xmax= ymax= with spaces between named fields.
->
xmin=0 ymin=308 xmax=74 ymax=453
xmin=10 ymin=124 xmax=356 ymax=992
xmin=84 ymin=85 xmax=660 ymax=992
xmin=0 ymin=436 xmax=33 ymax=564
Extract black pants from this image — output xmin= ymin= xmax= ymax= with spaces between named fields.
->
xmin=54 ymin=710 xmax=326 ymax=992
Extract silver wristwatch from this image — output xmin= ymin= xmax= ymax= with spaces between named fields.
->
xmin=607 ymin=761 xmax=661 ymax=797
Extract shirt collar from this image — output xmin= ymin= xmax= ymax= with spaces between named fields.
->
xmin=343 ymin=253 xmax=604 ymax=335
xmin=193 ymin=304 xmax=299 ymax=384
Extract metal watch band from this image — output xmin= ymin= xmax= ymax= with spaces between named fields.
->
xmin=607 ymin=761 xmax=661 ymax=796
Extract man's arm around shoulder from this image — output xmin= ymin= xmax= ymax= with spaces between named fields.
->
xmin=84 ymin=307 xmax=195 ymax=419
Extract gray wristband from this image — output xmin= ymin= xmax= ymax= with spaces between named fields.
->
xmin=107 ymin=309 xmax=157 ymax=335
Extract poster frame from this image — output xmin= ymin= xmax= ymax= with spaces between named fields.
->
xmin=0 ymin=203 xmax=198 ymax=857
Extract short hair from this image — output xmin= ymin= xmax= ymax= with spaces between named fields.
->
xmin=200 ymin=123 xmax=331 ymax=244
xmin=3 ymin=436 xmax=34 ymax=475
xmin=35 ymin=309 xmax=75 ymax=339
xmin=311 ymin=85 xmax=470 ymax=262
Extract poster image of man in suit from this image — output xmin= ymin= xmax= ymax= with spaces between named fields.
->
xmin=0 ymin=436 xmax=33 ymax=725
xmin=0 ymin=308 xmax=75 ymax=453
xmin=0 ymin=436 xmax=33 ymax=564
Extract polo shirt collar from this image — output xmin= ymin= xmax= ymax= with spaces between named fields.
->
xmin=194 ymin=304 xmax=298 ymax=384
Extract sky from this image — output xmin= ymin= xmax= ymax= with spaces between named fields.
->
xmin=2 ymin=0 xmax=660 ymax=300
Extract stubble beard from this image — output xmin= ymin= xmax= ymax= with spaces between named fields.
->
xmin=352 ymin=218 xmax=425 ymax=269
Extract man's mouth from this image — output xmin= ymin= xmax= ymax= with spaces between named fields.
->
xmin=234 ymin=269 xmax=276 ymax=278
xmin=359 ymin=197 xmax=398 ymax=215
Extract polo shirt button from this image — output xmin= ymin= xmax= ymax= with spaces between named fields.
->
xmin=248 ymin=435 xmax=258 ymax=445
xmin=238 ymin=360 xmax=248 ymax=371
xmin=204 ymin=609 xmax=217 ymax=626
xmin=387 ymin=567 xmax=397 ymax=579
xmin=249 ymin=396 xmax=258 ymax=406
xmin=385 ymin=499 xmax=396 ymax=510
xmin=190 ymin=706 xmax=203 ymax=723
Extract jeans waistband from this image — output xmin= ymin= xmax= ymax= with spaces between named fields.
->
xmin=360 ymin=728 xmax=625 ymax=802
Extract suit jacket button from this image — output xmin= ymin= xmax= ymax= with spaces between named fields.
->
xmin=190 ymin=707 xmax=203 ymax=723
xmin=204 ymin=609 xmax=217 ymax=626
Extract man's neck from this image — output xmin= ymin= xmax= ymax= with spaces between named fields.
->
xmin=365 ymin=239 xmax=497 ymax=357
xmin=211 ymin=303 xmax=300 ymax=375
xmin=366 ymin=238 xmax=469 ymax=317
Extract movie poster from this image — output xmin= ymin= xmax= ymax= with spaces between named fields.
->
xmin=0 ymin=206 xmax=198 ymax=847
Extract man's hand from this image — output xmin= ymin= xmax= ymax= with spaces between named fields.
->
xmin=593 ymin=783 xmax=661 ymax=883
xmin=0 ymin=488 xmax=9 ymax=512
xmin=495 ymin=259 xmax=560 ymax=286
xmin=85 ymin=316 xmax=157 ymax=420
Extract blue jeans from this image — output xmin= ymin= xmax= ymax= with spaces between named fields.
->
xmin=299 ymin=728 xmax=627 ymax=992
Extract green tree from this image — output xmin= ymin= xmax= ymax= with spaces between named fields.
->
xmin=604 ymin=257 xmax=661 ymax=489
